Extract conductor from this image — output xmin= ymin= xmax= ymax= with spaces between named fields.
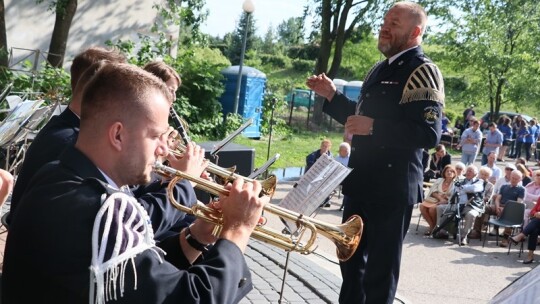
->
xmin=307 ymin=2 xmax=444 ymax=303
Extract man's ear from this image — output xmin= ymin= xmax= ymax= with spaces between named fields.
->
xmin=410 ymin=25 xmax=422 ymax=40
xmin=109 ymin=122 xmax=124 ymax=152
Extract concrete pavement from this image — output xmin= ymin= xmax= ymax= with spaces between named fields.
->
xmin=240 ymin=180 xmax=538 ymax=304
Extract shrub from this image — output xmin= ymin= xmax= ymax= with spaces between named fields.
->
xmin=291 ymin=59 xmax=313 ymax=73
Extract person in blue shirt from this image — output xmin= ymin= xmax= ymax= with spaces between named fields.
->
xmin=529 ymin=119 xmax=539 ymax=162
xmin=481 ymin=122 xmax=503 ymax=165
xmin=305 ymin=139 xmax=332 ymax=172
xmin=515 ymin=120 xmax=531 ymax=160
xmin=497 ymin=115 xmax=513 ymax=161
xmin=335 ymin=142 xmax=350 ymax=167
xmin=458 ymin=118 xmax=482 ymax=165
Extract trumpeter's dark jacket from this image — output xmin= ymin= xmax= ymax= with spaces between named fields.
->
xmin=324 ymin=46 xmax=444 ymax=206
xmin=9 ymin=107 xmax=80 ymax=223
xmin=2 ymin=146 xmax=252 ymax=303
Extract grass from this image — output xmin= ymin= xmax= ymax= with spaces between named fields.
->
xmin=232 ymin=131 xmax=345 ymax=169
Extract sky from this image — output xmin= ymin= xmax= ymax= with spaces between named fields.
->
xmin=201 ymin=0 xmax=310 ymax=37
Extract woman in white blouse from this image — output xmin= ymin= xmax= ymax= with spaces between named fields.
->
xmin=420 ymin=165 xmax=457 ymax=235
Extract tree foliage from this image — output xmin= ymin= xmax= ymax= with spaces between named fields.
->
xmin=226 ymin=11 xmax=257 ymax=65
xmin=277 ymin=17 xmax=305 ymax=46
xmin=306 ymin=0 xmax=386 ymax=123
xmin=430 ymin=0 xmax=540 ymax=119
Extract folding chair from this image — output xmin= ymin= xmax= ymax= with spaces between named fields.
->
xmin=482 ymin=200 xmax=525 ymax=251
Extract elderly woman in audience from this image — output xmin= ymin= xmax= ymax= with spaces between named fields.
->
xmin=522 ymin=169 xmax=540 ymax=225
xmin=510 ymin=198 xmax=540 ymax=264
xmin=467 ymin=167 xmax=494 ymax=239
xmin=454 ymin=162 xmax=466 ymax=181
xmin=420 ymin=165 xmax=457 ymax=235
xmin=335 ymin=142 xmax=350 ymax=167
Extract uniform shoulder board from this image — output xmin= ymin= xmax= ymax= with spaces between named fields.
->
xmin=400 ymin=63 xmax=445 ymax=107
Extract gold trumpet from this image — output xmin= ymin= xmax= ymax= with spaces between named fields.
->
xmin=169 ymin=140 xmax=276 ymax=196
xmin=153 ymin=162 xmax=363 ymax=261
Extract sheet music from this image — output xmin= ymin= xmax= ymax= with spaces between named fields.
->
xmin=279 ymin=154 xmax=351 ymax=232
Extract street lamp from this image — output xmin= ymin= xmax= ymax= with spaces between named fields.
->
xmin=232 ymin=0 xmax=255 ymax=115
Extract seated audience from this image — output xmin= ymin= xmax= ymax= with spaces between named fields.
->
xmin=468 ymin=167 xmax=494 ymax=239
xmin=480 ymin=151 xmax=501 ymax=184
xmin=489 ymin=170 xmax=525 ymax=247
xmin=510 ymin=199 xmax=540 ymax=264
xmin=423 ymin=144 xmax=451 ymax=182
xmin=522 ymin=169 xmax=540 ymax=225
xmin=335 ymin=142 xmax=350 ymax=167
xmin=517 ymin=163 xmax=532 ymax=186
xmin=420 ymin=165 xmax=456 ymax=235
xmin=493 ymin=163 xmax=517 ymax=195
xmin=306 ymin=139 xmax=332 ymax=172
xmin=2 ymin=63 xmax=266 ymax=303
xmin=454 ymin=161 xmax=466 ymax=181
xmin=432 ymin=166 xmax=484 ymax=242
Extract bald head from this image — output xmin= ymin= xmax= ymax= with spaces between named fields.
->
xmin=393 ymin=1 xmax=427 ymax=36
xmin=378 ymin=1 xmax=428 ymax=57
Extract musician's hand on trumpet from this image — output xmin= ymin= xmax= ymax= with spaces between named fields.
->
xmin=165 ymin=141 xmax=209 ymax=188
xmin=217 ymin=178 xmax=268 ymax=253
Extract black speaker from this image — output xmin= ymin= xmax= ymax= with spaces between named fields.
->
xmin=195 ymin=141 xmax=255 ymax=202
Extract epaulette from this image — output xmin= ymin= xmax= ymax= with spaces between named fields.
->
xmin=400 ymin=63 xmax=445 ymax=107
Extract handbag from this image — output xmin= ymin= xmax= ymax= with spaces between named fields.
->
xmin=424 ymin=196 xmax=439 ymax=204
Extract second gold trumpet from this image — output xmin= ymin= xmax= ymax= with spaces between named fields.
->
xmin=169 ymin=140 xmax=276 ymax=197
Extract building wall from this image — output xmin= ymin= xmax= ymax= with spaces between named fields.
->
xmin=5 ymin=0 xmax=174 ymax=70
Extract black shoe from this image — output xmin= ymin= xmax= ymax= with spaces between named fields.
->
xmin=523 ymin=259 xmax=534 ymax=264
xmin=433 ymin=231 xmax=449 ymax=239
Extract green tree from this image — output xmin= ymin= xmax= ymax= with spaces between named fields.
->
xmin=39 ymin=0 xmax=78 ymax=67
xmin=307 ymin=0 xmax=385 ymax=124
xmin=153 ymin=0 xmax=209 ymax=51
xmin=433 ymin=0 xmax=540 ymax=120
xmin=277 ymin=17 xmax=304 ymax=46
xmin=227 ymin=12 xmax=257 ymax=65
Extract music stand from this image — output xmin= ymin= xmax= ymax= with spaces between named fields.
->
xmin=0 ymin=100 xmax=46 ymax=173
xmin=275 ymin=155 xmax=351 ymax=303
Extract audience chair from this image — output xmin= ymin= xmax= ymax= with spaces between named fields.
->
xmin=482 ymin=200 xmax=525 ymax=249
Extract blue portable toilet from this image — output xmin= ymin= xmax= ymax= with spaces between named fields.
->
xmin=343 ymin=80 xmax=363 ymax=102
xmin=333 ymin=78 xmax=347 ymax=94
xmin=219 ymin=66 xmax=266 ymax=138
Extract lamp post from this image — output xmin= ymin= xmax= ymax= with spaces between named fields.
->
xmin=232 ymin=0 xmax=255 ymax=115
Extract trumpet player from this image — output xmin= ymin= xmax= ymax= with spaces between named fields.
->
xmin=9 ymin=47 xmax=196 ymax=243
xmin=3 ymin=63 xmax=267 ymax=303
